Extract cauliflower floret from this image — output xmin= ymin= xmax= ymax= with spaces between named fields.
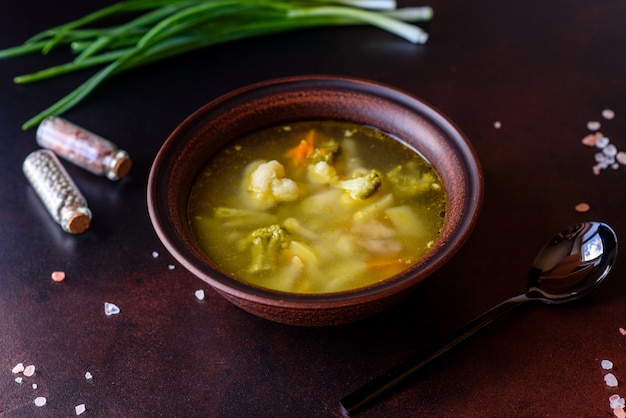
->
xmin=246 ymin=160 xmax=299 ymax=209
xmin=307 ymin=161 xmax=338 ymax=184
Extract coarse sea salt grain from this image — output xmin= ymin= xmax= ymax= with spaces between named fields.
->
xmin=602 ymin=360 xmax=614 ymax=370
xmin=588 ymin=121 xmax=602 ymax=131
xmin=611 ymin=394 xmax=626 ymax=409
xmin=51 ymin=271 xmax=65 ymax=282
xmin=606 ymin=373 xmax=619 ymax=387
xmin=615 ymin=407 xmax=626 ymax=418
xmin=85 ymin=371 xmax=93 ymax=381
xmin=15 ymin=377 xmax=23 ymax=384
xmin=23 ymin=365 xmax=35 ymax=377
xmin=152 ymin=251 xmax=159 ymax=258
xmin=12 ymin=362 xmax=24 ymax=374
xmin=603 ymin=109 xmax=616 ymax=120
xmin=575 ymin=202 xmax=591 ymax=213
xmin=34 ymin=397 xmax=47 ymax=407
xmin=75 ymin=404 xmax=86 ymax=415
xmin=104 ymin=302 xmax=120 ymax=316
xmin=494 ymin=121 xmax=502 ymax=129
xmin=195 ymin=290 xmax=205 ymax=301
xmin=168 ymin=264 xmax=175 ymax=270
xmin=596 ymin=136 xmax=610 ymax=149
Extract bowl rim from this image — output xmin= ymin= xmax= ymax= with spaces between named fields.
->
xmin=148 ymin=74 xmax=484 ymax=309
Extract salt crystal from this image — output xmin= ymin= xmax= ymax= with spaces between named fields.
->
xmin=32 ymin=383 xmax=37 ymax=389
xmin=582 ymin=133 xmax=598 ymax=147
xmin=620 ymin=327 xmax=626 ymax=336
xmin=494 ymin=121 xmax=502 ymax=129
xmin=51 ymin=271 xmax=66 ymax=282
xmin=75 ymin=404 xmax=86 ymax=415
xmin=23 ymin=365 xmax=35 ymax=377
xmin=195 ymin=290 xmax=205 ymax=301
xmin=34 ymin=397 xmax=47 ymax=407
xmin=575 ymin=202 xmax=590 ymax=213
xmin=604 ymin=144 xmax=618 ymax=157
xmin=152 ymin=251 xmax=159 ymax=258
xmin=104 ymin=302 xmax=120 ymax=316
xmin=602 ymin=360 xmax=614 ymax=370
xmin=587 ymin=121 xmax=601 ymax=131
xmin=168 ymin=264 xmax=175 ymax=270
xmin=85 ymin=371 xmax=93 ymax=380
xmin=15 ymin=377 xmax=23 ymax=384
xmin=605 ymin=373 xmax=619 ymax=387
xmin=12 ymin=362 xmax=24 ymax=374
xmin=615 ymin=407 xmax=626 ymax=418
xmin=610 ymin=394 xmax=626 ymax=409
xmin=616 ymin=152 xmax=626 ymax=165
xmin=603 ymin=109 xmax=616 ymax=120
xmin=595 ymin=136 xmax=610 ymax=148
xmin=595 ymin=152 xmax=611 ymax=168
xmin=592 ymin=165 xmax=601 ymax=175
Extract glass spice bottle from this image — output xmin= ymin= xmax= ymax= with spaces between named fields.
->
xmin=23 ymin=149 xmax=92 ymax=234
xmin=36 ymin=116 xmax=132 ymax=181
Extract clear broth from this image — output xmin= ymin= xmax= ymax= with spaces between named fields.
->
xmin=188 ymin=120 xmax=447 ymax=294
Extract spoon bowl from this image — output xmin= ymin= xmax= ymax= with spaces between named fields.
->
xmin=340 ymin=221 xmax=617 ymax=416
xmin=527 ymin=222 xmax=616 ymax=302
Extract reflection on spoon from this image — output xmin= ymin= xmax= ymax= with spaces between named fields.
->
xmin=339 ymin=222 xmax=618 ymax=416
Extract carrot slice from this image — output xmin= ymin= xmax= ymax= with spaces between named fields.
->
xmin=367 ymin=257 xmax=406 ymax=274
xmin=285 ymin=129 xmax=315 ymax=166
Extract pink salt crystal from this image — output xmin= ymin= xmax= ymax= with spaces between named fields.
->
xmin=620 ymin=327 xmax=626 ymax=336
xmin=583 ymin=131 xmax=605 ymax=147
xmin=23 ymin=365 xmax=35 ymax=377
xmin=614 ymin=407 xmax=626 ymax=418
xmin=587 ymin=121 xmax=601 ymax=131
xmin=593 ymin=165 xmax=601 ymax=175
xmin=12 ymin=363 xmax=24 ymax=374
xmin=582 ymin=134 xmax=598 ymax=147
xmin=575 ymin=202 xmax=590 ymax=213
xmin=51 ymin=271 xmax=65 ymax=282
xmin=603 ymin=109 xmax=616 ymax=120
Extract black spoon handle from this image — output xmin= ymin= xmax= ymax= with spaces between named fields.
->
xmin=339 ymin=298 xmax=527 ymax=416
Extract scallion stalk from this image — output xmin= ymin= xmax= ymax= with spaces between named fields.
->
xmin=0 ymin=0 xmax=433 ymax=130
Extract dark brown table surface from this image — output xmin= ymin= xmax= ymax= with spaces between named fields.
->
xmin=2 ymin=1 xmax=626 ymax=416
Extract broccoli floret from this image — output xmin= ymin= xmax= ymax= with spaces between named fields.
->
xmin=334 ymin=169 xmax=383 ymax=200
xmin=239 ymin=224 xmax=291 ymax=273
xmin=386 ymin=162 xmax=441 ymax=199
xmin=309 ymin=138 xmax=340 ymax=164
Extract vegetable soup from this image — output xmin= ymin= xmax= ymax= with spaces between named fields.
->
xmin=188 ymin=120 xmax=447 ymax=294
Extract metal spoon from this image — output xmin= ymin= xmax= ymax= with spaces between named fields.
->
xmin=339 ymin=222 xmax=618 ymax=416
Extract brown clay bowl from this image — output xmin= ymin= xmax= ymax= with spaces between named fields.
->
xmin=147 ymin=75 xmax=483 ymax=326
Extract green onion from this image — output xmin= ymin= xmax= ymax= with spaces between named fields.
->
xmin=0 ymin=0 xmax=433 ymax=130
